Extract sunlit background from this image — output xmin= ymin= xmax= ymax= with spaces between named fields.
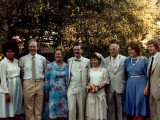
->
xmin=0 ymin=0 xmax=160 ymax=61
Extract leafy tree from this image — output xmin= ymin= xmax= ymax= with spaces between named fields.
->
xmin=61 ymin=0 xmax=159 ymax=57
xmin=0 ymin=0 xmax=160 ymax=59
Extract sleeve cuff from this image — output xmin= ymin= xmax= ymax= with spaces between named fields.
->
xmin=4 ymin=90 xmax=9 ymax=93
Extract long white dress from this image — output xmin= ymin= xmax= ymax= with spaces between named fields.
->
xmin=0 ymin=57 xmax=22 ymax=118
xmin=86 ymin=67 xmax=109 ymax=120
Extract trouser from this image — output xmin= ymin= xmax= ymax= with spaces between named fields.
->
xmin=23 ymin=80 xmax=44 ymax=120
xmin=107 ymin=92 xmax=126 ymax=120
xmin=67 ymin=91 xmax=85 ymax=120
xmin=150 ymin=93 xmax=160 ymax=120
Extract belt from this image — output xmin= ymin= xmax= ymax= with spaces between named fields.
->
xmin=129 ymin=75 xmax=145 ymax=77
xmin=23 ymin=79 xmax=43 ymax=82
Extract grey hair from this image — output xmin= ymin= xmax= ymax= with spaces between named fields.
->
xmin=109 ymin=43 xmax=120 ymax=49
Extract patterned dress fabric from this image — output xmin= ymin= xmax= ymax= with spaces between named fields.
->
xmin=0 ymin=57 xmax=22 ymax=118
xmin=86 ymin=67 xmax=109 ymax=120
xmin=124 ymin=57 xmax=150 ymax=116
xmin=43 ymin=61 xmax=69 ymax=119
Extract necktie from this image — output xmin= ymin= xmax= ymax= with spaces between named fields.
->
xmin=113 ymin=58 xmax=117 ymax=72
xmin=32 ymin=56 xmax=36 ymax=80
xmin=148 ymin=57 xmax=154 ymax=94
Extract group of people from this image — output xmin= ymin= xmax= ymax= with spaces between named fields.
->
xmin=0 ymin=38 xmax=160 ymax=120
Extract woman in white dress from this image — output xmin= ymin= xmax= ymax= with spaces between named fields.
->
xmin=86 ymin=53 xmax=109 ymax=120
xmin=0 ymin=41 xmax=22 ymax=120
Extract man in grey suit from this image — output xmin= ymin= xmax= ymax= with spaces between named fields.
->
xmin=105 ymin=43 xmax=126 ymax=120
xmin=146 ymin=39 xmax=160 ymax=120
xmin=67 ymin=42 xmax=90 ymax=120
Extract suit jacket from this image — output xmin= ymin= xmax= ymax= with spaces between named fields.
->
xmin=147 ymin=53 xmax=160 ymax=99
xmin=67 ymin=57 xmax=90 ymax=93
xmin=105 ymin=55 xmax=126 ymax=94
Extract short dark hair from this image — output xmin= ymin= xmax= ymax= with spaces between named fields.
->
xmin=126 ymin=41 xmax=141 ymax=56
xmin=2 ymin=41 xmax=19 ymax=57
xmin=90 ymin=53 xmax=101 ymax=65
xmin=147 ymin=39 xmax=160 ymax=51
xmin=73 ymin=42 xmax=84 ymax=50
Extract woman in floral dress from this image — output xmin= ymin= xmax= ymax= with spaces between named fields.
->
xmin=43 ymin=46 xmax=68 ymax=120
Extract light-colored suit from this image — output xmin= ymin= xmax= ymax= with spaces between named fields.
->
xmin=105 ymin=55 xmax=126 ymax=120
xmin=67 ymin=57 xmax=90 ymax=120
xmin=147 ymin=53 xmax=160 ymax=120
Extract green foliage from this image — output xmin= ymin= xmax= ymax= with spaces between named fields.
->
xmin=0 ymin=0 xmax=160 ymax=59
xmin=61 ymin=0 xmax=159 ymax=57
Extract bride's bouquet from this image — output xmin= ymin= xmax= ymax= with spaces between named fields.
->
xmin=86 ymin=83 xmax=100 ymax=92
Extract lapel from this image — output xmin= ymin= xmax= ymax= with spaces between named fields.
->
xmin=107 ymin=56 xmax=115 ymax=73
xmin=68 ymin=58 xmax=74 ymax=84
xmin=81 ymin=57 xmax=85 ymax=80
xmin=151 ymin=53 xmax=160 ymax=73
xmin=115 ymin=55 xmax=123 ymax=73
xmin=81 ymin=56 xmax=85 ymax=68
xmin=147 ymin=57 xmax=151 ymax=75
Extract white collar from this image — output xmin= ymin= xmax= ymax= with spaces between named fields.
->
xmin=111 ymin=54 xmax=120 ymax=60
xmin=4 ymin=57 xmax=16 ymax=63
xmin=29 ymin=53 xmax=37 ymax=58
xmin=74 ymin=56 xmax=83 ymax=61
xmin=152 ymin=52 xmax=159 ymax=59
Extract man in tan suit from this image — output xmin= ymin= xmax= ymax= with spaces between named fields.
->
xmin=67 ymin=42 xmax=90 ymax=120
xmin=147 ymin=39 xmax=160 ymax=120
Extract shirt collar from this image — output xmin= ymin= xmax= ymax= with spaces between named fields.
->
xmin=54 ymin=60 xmax=65 ymax=71
xmin=111 ymin=54 xmax=119 ymax=60
xmin=152 ymin=52 xmax=159 ymax=59
xmin=74 ymin=56 xmax=82 ymax=61
xmin=4 ymin=57 xmax=15 ymax=63
xmin=29 ymin=53 xmax=37 ymax=58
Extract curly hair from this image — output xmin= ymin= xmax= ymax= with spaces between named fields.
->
xmin=126 ymin=41 xmax=141 ymax=56
xmin=2 ymin=41 xmax=19 ymax=57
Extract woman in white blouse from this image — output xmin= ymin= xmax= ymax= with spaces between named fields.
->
xmin=0 ymin=41 xmax=22 ymax=120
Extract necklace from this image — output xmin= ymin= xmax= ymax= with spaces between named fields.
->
xmin=131 ymin=56 xmax=139 ymax=65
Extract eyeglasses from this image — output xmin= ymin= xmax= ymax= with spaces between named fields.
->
xmin=109 ymin=48 xmax=118 ymax=51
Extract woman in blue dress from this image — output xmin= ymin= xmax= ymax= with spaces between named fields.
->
xmin=43 ymin=46 xmax=68 ymax=120
xmin=124 ymin=41 xmax=150 ymax=120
